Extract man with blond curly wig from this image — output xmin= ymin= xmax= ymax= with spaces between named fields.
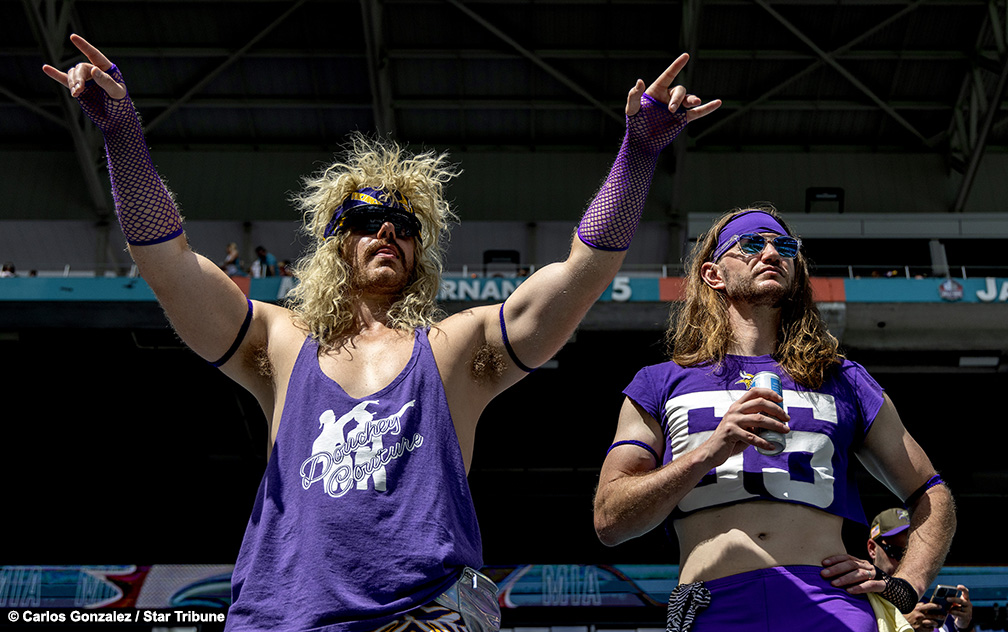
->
xmin=44 ymin=35 xmax=720 ymax=632
xmin=594 ymin=206 xmax=956 ymax=632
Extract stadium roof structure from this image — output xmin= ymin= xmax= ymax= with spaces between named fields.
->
xmin=4 ymin=0 xmax=1008 ymax=218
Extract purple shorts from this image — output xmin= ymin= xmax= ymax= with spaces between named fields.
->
xmin=689 ymin=566 xmax=875 ymax=632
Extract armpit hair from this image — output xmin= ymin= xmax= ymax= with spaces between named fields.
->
xmin=471 ymin=342 xmax=507 ymax=383
xmin=249 ymin=343 xmax=274 ymax=379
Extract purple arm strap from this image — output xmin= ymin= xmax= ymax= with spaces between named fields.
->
xmin=499 ymin=303 xmax=535 ymax=373
xmin=904 ymin=474 xmax=945 ymax=507
xmin=607 ymin=439 xmax=660 ymax=464
xmin=577 ymin=94 xmax=687 ymax=251
xmin=211 ymin=299 xmax=254 ymax=368
xmin=76 ymin=65 xmax=184 ymax=245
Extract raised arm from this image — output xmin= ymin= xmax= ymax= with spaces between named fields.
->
xmin=822 ymin=394 xmax=956 ymax=611
xmin=492 ymin=54 xmax=720 ymax=376
xmin=43 ymin=35 xmax=272 ymax=399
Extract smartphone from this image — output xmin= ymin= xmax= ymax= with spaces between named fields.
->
xmin=929 ymin=584 xmax=962 ymax=618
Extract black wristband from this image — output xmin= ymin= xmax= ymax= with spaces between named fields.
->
xmin=873 ymin=566 xmax=918 ymax=614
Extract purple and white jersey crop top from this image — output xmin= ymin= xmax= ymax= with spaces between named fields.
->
xmin=623 ymin=354 xmax=886 ymax=524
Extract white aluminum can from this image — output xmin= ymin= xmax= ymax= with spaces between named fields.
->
xmin=751 ymin=371 xmax=786 ymax=456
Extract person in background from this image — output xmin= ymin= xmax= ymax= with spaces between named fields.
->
xmin=220 ymin=242 xmax=245 ymax=277
xmin=867 ymin=508 xmax=973 ymax=632
xmin=252 ymin=245 xmax=277 ymax=277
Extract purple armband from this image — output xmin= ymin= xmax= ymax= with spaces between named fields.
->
xmin=607 ymin=439 xmax=660 ymax=464
xmin=904 ymin=474 xmax=945 ymax=507
xmin=210 ymin=299 xmax=254 ymax=368
xmin=499 ymin=302 xmax=535 ymax=373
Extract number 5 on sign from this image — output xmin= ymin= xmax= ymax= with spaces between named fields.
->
xmin=610 ymin=276 xmax=632 ymax=302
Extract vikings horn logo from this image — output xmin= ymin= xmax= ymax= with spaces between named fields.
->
xmin=735 ymin=371 xmax=756 ymax=389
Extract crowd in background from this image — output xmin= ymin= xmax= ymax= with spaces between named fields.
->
xmin=218 ymin=243 xmax=291 ymax=278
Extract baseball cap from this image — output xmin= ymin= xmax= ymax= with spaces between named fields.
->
xmin=870 ymin=508 xmax=910 ymax=541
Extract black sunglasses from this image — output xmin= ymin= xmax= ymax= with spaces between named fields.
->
xmin=732 ymin=232 xmax=801 ymax=258
xmin=877 ymin=539 xmax=905 ymax=561
xmin=339 ymin=207 xmax=422 ymax=241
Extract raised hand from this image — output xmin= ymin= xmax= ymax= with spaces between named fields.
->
xmin=41 ymin=34 xmax=183 ymax=246
xmin=625 ymin=53 xmax=721 ymax=122
xmin=42 ymin=34 xmax=126 ymax=100
xmin=576 ymin=54 xmax=721 ymax=251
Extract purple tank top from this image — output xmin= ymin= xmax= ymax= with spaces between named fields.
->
xmin=623 ymin=355 xmax=886 ymax=526
xmin=226 ymin=328 xmax=482 ymax=632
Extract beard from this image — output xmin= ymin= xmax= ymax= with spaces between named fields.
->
xmin=722 ymin=266 xmax=790 ymax=307
xmin=348 ymin=240 xmax=414 ymax=295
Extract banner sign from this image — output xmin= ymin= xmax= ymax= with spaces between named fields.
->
xmin=435 ymin=276 xmax=661 ymax=303
xmin=2 ymin=565 xmax=1006 ymax=612
xmin=0 ymin=565 xmax=233 ymax=611
xmin=2 ymin=277 xmax=1007 ymax=305
xmin=844 ymin=277 xmax=1008 ymax=303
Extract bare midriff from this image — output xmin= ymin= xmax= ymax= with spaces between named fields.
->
xmin=674 ymin=501 xmax=846 ymax=584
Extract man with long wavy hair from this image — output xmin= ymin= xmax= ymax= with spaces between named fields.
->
xmin=44 ymin=35 xmax=720 ymax=632
xmin=594 ymin=205 xmax=956 ymax=631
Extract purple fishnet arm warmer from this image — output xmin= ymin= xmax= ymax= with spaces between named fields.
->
xmin=77 ymin=65 xmax=183 ymax=245
xmin=577 ymin=94 xmax=687 ymax=251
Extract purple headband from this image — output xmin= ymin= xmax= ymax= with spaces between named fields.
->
xmin=322 ymin=186 xmax=419 ymax=240
xmin=710 ymin=210 xmax=790 ymax=261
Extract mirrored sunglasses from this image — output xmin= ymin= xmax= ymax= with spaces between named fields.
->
xmin=732 ymin=232 xmax=801 ymax=258
xmin=339 ymin=207 xmax=422 ymax=241
xmin=878 ymin=539 xmax=905 ymax=562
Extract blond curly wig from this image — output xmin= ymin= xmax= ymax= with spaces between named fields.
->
xmin=666 ymin=203 xmax=842 ymax=388
xmin=286 ymin=133 xmax=459 ymax=350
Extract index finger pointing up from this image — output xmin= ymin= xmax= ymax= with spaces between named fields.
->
xmin=650 ymin=53 xmax=690 ymax=92
xmin=70 ymin=33 xmax=114 ymax=72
